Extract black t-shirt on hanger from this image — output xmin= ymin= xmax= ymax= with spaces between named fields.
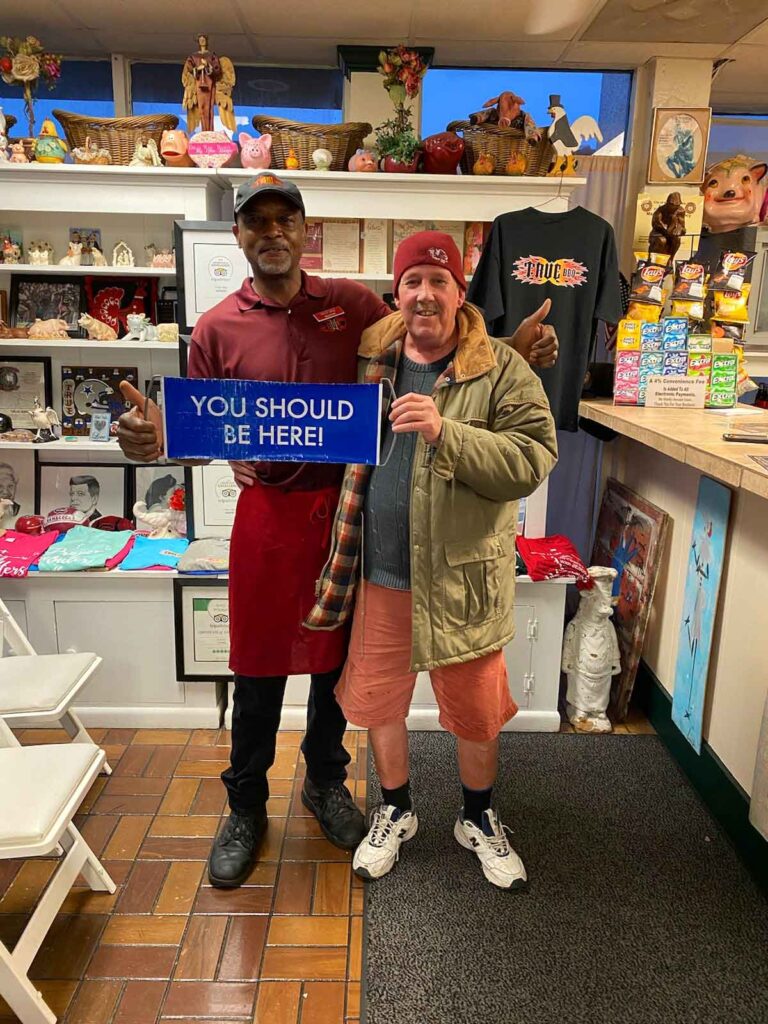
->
xmin=467 ymin=206 xmax=622 ymax=431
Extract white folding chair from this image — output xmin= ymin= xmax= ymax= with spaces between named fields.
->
xmin=0 ymin=723 xmax=115 ymax=1024
xmin=0 ymin=599 xmax=110 ymax=773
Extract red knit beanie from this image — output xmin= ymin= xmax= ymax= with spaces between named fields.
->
xmin=393 ymin=230 xmax=466 ymax=295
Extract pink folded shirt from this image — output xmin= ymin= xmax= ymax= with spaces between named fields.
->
xmin=0 ymin=531 xmax=59 ymax=578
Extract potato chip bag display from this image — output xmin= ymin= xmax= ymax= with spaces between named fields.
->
xmin=713 ymin=284 xmax=751 ymax=323
xmin=672 ymin=261 xmax=706 ymax=299
xmin=670 ymin=298 xmax=705 ymax=322
xmin=627 ymin=301 xmax=662 ymax=322
xmin=711 ymin=320 xmax=746 ymax=343
xmin=734 ymin=343 xmax=758 ymax=397
xmin=630 ymin=260 xmax=666 ymax=305
xmin=710 ymin=250 xmax=756 ymax=292
xmin=634 ymin=251 xmax=671 ymax=270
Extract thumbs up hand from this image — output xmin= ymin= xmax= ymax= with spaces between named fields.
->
xmin=116 ymin=380 xmax=164 ymax=462
xmin=511 ymin=298 xmax=559 ymax=369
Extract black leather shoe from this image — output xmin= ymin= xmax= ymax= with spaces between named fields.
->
xmin=301 ymin=777 xmax=366 ymax=850
xmin=207 ymin=811 xmax=267 ymax=888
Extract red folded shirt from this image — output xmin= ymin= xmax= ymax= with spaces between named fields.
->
xmin=0 ymin=531 xmax=59 ymax=578
xmin=516 ymin=535 xmax=593 ymax=589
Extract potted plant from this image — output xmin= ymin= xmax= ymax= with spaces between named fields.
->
xmin=0 ymin=35 xmax=62 ymax=145
xmin=375 ymin=45 xmax=427 ymax=173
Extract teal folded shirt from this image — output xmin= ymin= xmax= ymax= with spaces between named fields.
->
xmin=119 ymin=536 xmax=189 ymax=571
xmin=37 ymin=527 xmax=135 ymax=572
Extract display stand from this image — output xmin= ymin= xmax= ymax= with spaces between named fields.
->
xmin=0 ymin=165 xmax=584 ymax=730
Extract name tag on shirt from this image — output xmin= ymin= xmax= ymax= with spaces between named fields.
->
xmin=313 ymin=306 xmax=345 ymax=323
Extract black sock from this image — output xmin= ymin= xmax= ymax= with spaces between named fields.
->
xmin=381 ymin=781 xmax=412 ymax=813
xmin=462 ymin=784 xmax=492 ymax=828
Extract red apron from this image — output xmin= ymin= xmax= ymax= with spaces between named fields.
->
xmin=228 ymin=483 xmax=348 ymax=677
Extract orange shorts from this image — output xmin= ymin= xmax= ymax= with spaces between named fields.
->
xmin=335 ymin=581 xmax=518 ymax=742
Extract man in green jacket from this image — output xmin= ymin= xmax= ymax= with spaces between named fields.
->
xmin=305 ymin=231 xmax=558 ymax=889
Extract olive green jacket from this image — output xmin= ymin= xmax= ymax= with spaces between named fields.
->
xmin=305 ymin=303 xmax=558 ymax=671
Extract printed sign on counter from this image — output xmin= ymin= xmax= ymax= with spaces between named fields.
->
xmin=644 ymin=375 xmax=707 ymax=408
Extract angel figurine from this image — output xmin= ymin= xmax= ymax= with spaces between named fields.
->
xmin=182 ymin=34 xmax=236 ymax=134
xmin=30 ymin=398 xmax=61 ymax=444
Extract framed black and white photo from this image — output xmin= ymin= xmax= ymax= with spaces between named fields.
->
xmin=134 ymin=465 xmax=186 ymax=533
xmin=173 ymin=577 xmax=232 ymax=681
xmin=10 ymin=274 xmax=84 ymax=334
xmin=185 ymin=462 xmax=238 ymax=540
xmin=36 ymin=463 xmax=129 ymax=521
xmin=175 ymin=220 xmax=247 ymax=333
xmin=0 ymin=450 xmax=36 ymax=529
xmin=0 ymin=355 xmax=52 ymax=429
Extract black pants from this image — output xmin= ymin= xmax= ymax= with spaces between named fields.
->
xmin=222 ymin=665 xmax=350 ymax=815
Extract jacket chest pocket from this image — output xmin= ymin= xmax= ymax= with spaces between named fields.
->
xmin=441 ymin=534 xmax=506 ymax=632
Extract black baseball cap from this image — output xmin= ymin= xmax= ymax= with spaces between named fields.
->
xmin=234 ymin=173 xmax=306 ymax=218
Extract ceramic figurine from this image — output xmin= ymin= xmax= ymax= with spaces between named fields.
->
xmin=132 ymin=497 xmax=186 ymax=539
xmin=472 ymin=151 xmax=496 ymax=175
xmin=123 ymin=313 xmax=158 ymax=343
xmin=58 ymin=241 xmax=83 ymax=266
xmin=129 ymin=137 xmax=162 ymax=167
xmin=151 ymin=248 xmax=175 ymax=270
xmin=27 ymin=241 xmax=54 ymax=265
xmin=156 ymin=322 xmax=179 ymax=343
xmin=561 ymin=566 xmax=621 ymax=734
xmin=182 ymin=34 xmax=236 ymax=134
xmin=144 ymin=243 xmax=157 ymax=266
xmin=28 ymin=318 xmax=69 ymax=340
xmin=2 ymin=239 xmax=22 ymax=264
xmin=469 ymin=91 xmax=541 ymax=143
xmin=29 ymin=398 xmax=62 ymax=444
xmin=9 ymin=141 xmax=28 ymax=164
xmin=312 ymin=148 xmax=333 ymax=172
xmin=546 ymin=94 xmax=602 ymax=176
xmin=0 ymin=107 xmax=8 ymax=162
xmin=34 ymin=118 xmax=69 ymax=164
xmin=90 ymin=245 xmax=108 ymax=267
xmin=0 ymin=320 xmax=28 ymax=339
xmin=112 ymin=241 xmax=135 ymax=267
xmin=78 ymin=313 xmax=118 ymax=341
xmin=347 ymin=148 xmax=378 ymax=173
xmin=285 ymin=148 xmax=300 ymax=170
xmin=160 ymin=129 xmax=194 ymax=167
xmin=648 ymin=192 xmax=686 ymax=260
xmin=421 ymin=133 xmax=464 ymax=175
xmin=238 ymin=132 xmax=272 ymax=170
xmin=71 ymin=135 xmax=111 ymax=165
xmin=505 ymin=151 xmax=528 ymax=176
xmin=187 ymin=130 xmax=238 ymax=168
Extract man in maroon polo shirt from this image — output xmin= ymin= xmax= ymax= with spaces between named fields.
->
xmin=117 ymin=174 xmax=559 ymax=889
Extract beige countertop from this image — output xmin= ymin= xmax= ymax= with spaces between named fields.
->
xmin=578 ymin=399 xmax=768 ymax=499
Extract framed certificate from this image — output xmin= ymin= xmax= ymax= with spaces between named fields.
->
xmin=185 ymin=462 xmax=238 ymax=539
xmin=174 ymin=220 xmax=248 ymax=333
xmin=0 ymin=355 xmax=52 ymax=430
xmin=173 ymin=577 xmax=233 ymax=681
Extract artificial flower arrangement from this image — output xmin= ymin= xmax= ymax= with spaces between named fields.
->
xmin=0 ymin=35 xmax=62 ymax=137
xmin=375 ymin=45 xmax=427 ymax=171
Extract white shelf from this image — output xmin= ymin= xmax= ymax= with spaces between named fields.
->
xmin=0 ymin=264 xmax=174 ymax=277
xmin=0 ymin=338 xmax=179 ymax=351
xmin=0 ymin=438 xmax=125 ymax=452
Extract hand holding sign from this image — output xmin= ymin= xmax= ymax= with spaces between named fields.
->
xmin=117 ymin=381 xmax=164 ymax=463
xmin=512 ymin=298 xmax=559 ymax=369
xmin=390 ymin=393 xmax=443 ymax=445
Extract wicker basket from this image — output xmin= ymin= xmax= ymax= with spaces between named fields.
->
xmin=446 ymin=120 xmax=556 ymax=177
xmin=53 ymin=110 xmax=179 ymax=166
xmin=252 ymin=115 xmax=372 ymax=171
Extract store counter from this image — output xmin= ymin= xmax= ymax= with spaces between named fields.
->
xmin=578 ymin=398 xmax=768 ymax=801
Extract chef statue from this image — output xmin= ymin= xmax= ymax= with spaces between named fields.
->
xmin=181 ymin=34 xmax=236 ymax=134
xmin=561 ymin=566 xmax=621 ymax=733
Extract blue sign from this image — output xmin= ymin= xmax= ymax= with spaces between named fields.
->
xmin=162 ymin=378 xmax=383 ymax=464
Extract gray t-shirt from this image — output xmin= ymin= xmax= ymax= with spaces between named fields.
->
xmin=363 ymin=349 xmax=453 ymax=590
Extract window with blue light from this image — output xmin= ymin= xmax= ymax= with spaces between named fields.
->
xmin=421 ymin=68 xmax=632 ymax=155
xmin=709 ymin=114 xmax=768 ymax=166
xmin=0 ymin=60 xmax=113 ymax=138
xmin=131 ymin=63 xmax=343 ymax=133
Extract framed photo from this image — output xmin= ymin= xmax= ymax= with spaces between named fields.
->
xmin=134 ymin=465 xmax=186 ymax=533
xmin=173 ymin=577 xmax=232 ymax=681
xmin=647 ymin=107 xmax=712 ymax=186
xmin=83 ymin=275 xmax=159 ymax=335
xmin=61 ymin=364 xmax=138 ymax=436
xmin=36 ymin=463 xmax=129 ymax=521
xmin=0 ymin=450 xmax=36 ymax=528
xmin=590 ymin=478 xmax=670 ymax=721
xmin=0 ymin=356 xmax=52 ymax=429
xmin=185 ymin=462 xmax=238 ymax=540
xmin=175 ymin=220 xmax=247 ymax=333
xmin=9 ymin=274 xmax=84 ymax=334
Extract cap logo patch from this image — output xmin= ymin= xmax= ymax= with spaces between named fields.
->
xmin=428 ymin=247 xmax=449 ymax=264
xmin=251 ymin=174 xmax=282 ymax=187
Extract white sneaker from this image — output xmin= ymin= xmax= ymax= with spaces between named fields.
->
xmin=352 ymin=804 xmax=418 ymax=880
xmin=454 ymin=808 xmax=527 ymax=890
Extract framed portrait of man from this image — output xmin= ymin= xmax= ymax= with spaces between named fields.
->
xmin=0 ymin=451 xmax=35 ymax=528
xmin=36 ymin=463 xmax=129 ymax=521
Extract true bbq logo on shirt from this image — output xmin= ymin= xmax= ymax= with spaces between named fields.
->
xmin=512 ymin=255 xmax=588 ymax=288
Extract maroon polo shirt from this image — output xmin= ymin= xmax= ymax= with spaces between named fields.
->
xmin=188 ymin=273 xmax=390 ymax=489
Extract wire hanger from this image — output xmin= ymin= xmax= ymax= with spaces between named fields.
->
xmin=532 ymin=167 xmax=568 ymax=211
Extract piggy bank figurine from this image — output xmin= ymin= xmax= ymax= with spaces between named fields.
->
xmin=238 ymin=132 xmax=272 ymax=170
xmin=348 ymin=148 xmax=378 ymax=173
xmin=160 ymin=130 xmax=194 ymax=167
xmin=701 ymin=155 xmax=768 ymax=234
xmin=421 ymin=132 xmax=464 ymax=175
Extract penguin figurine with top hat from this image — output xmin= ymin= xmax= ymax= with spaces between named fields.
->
xmin=546 ymin=94 xmax=602 ymax=177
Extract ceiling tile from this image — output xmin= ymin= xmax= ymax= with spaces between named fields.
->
xmin=238 ymin=2 xmax=413 ymax=39
xmin=584 ymin=0 xmax=768 ymax=45
xmin=60 ymin=0 xmax=245 ymax=35
xmin=428 ymin=40 xmax=571 ymax=65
